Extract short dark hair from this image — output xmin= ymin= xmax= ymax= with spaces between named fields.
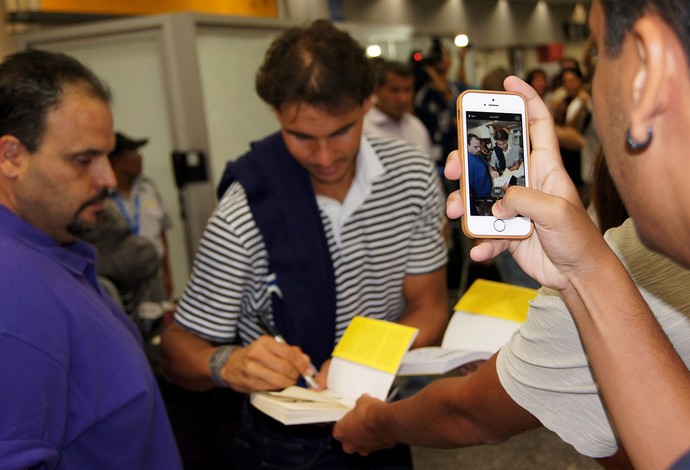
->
xmin=560 ymin=66 xmax=584 ymax=83
xmin=467 ymin=133 xmax=480 ymax=146
xmin=424 ymin=38 xmax=445 ymax=67
xmin=374 ymin=60 xmax=413 ymax=88
xmin=600 ymin=0 xmax=690 ymax=65
xmin=0 ymin=49 xmax=111 ymax=153
xmin=493 ymin=129 xmax=509 ymax=142
xmin=525 ymin=68 xmax=547 ymax=85
xmin=255 ymin=19 xmax=373 ymax=113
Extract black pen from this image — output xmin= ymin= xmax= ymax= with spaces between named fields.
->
xmin=257 ymin=311 xmax=319 ymax=389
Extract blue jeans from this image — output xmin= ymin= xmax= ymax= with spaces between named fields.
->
xmin=233 ymin=400 xmax=412 ymax=469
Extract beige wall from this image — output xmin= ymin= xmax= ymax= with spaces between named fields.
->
xmin=0 ymin=2 xmax=18 ymax=57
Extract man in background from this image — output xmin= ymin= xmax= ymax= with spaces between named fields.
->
xmin=363 ymin=60 xmax=433 ymax=158
xmin=107 ymin=132 xmax=173 ymax=305
xmin=0 ymin=49 xmax=181 ymax=468
xmin=414 ymin=38 xmax=469 ymax=170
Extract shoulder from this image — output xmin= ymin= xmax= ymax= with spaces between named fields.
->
xmin=605 ymin=219 xmax=690 ymax=302
xmin=404 ymin=112 xmax=428 ymax=129
xmin=134 ymin=177 xmax=164 ymax=199
xmin=205 ymin=182 xmax=263 ymax=249
xmin=367 ymin=136 xmax=434 ymax=172
xmin=216 ymin=181 xmax=251 ymax=221
xmin=364 ymin=106 xmax=386 ymax=123
xmin=135 ymin=176 xmax=159 ymax=190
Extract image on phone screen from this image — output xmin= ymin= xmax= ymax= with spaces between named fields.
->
xmin=465 ymin=111 xmax=526 ymax=217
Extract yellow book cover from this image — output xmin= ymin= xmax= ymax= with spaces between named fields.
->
xmin=454 ymin=279 xmax=537 ymax=323
xmin=332 ymin=316 xmax=418 ymax=375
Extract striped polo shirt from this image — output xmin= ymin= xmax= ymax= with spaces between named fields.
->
xmin=175 ymin=136 xmax=447 ymax=348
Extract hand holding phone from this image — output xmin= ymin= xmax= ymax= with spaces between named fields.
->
xmin=457 ymin=90 xmax=533 ymax=239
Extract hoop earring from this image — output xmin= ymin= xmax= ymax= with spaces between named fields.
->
xmin=625 ymin=128 xmax=653 ymax=152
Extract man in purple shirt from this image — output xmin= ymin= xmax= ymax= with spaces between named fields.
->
xmin=466 ymin=133 xmax=491 ymax=198
xmin=0 ymin=49 xmax=181 ymax=469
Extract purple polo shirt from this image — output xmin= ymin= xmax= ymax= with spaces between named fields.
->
xmin=0 ymin=206 xmax=181 ymax=469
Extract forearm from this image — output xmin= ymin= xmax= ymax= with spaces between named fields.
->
xmin=336 ymin=356 xmax=539 ymax=451
xmin=159 ymin=322 xmax=218 ymax=391
xmin=399 ymin=268 xmax=448 ymax=348
xmin=376 ymin=380 xmax=488 ymax=448
xmin=563 ymin=252 xmax=690 ymax=469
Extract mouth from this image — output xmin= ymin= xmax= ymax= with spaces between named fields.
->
xmin=77 ymin=188 xmax=112 ymax=215
xmin=314 ymin=165 xmax=340 ymax=179
xmin=89 ymin=199 xmax=106 ymax=211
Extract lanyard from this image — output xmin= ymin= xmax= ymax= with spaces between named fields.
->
xmin=112 ymin=192 xmax=141 ymax=235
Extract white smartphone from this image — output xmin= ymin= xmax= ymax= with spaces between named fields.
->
xmin=457 ymin=90 xmax=533 ymax=239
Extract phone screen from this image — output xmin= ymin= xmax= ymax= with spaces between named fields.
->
xmin=464 ymin=110 xmax=526 ymax=217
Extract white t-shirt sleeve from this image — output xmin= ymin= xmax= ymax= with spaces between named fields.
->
xmin=497 ymin=218 xmax=690 ymax=458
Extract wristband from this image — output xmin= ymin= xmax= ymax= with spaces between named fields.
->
xmin=209 ymin=345 xmax=237 ymax=388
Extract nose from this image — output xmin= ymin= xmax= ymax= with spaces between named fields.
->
xmin=313 ymin=139 xmax=335 ymax=166
xmin=93 ymin=155 xmax=117 ymax=189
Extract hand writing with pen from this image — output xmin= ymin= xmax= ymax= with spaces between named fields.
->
xmin=216 ymin=311 xmax=326 ymax=394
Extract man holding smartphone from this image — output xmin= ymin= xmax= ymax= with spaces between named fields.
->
xmin=334 ymin=1 xmax=690 ymax=469
xmin=160 ymin=19 xmax=448 ymax=469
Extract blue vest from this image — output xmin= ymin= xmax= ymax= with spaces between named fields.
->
xmin=217 ymin=132 xmax=337 ymax=368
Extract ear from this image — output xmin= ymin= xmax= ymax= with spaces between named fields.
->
xmin=627 ymin=15 xmax=668 ymax=144
xmin=0 ymin=135 xmax=26 ymax=179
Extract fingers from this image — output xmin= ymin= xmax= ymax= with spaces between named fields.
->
xmin=495 ymin=175 xmax=584 ymax=225
xmin=469 ymin=238 xmax=510 ymax=263
xmin=446 ymin=190 xmax=465 ymax=220
xmin=501 ymin=76 xmax=583 ymax=209
xmin=444 ymin=150 xmax=465 ymax=220
xmin=444 ymin=150 xmax=461 ymax=180
xmin=225 ymin=336 xmax=313 ymax=392
xmin=333 ymin=395 xmax=388 ymax=455
xmin=503 ymin=76 xmax=564 ymax=191
xmin=313 ymin=358 xmax=331 ymax=390
xmin=493 ymin=185 xmax=555 ymax=221
xmin=503 ymin=76 xmax=560 ymax=155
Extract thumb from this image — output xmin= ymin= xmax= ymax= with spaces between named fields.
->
xmin=493 ymin=186 xmax=575 ymax=229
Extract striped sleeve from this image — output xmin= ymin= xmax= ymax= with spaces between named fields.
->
xmin=174 ymin=182 xmax=269 ymax=344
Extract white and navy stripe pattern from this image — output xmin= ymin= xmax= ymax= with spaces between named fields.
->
xmin=175 ymin=137 xmax=447 ymax=349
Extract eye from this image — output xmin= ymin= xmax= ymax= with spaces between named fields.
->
xmin=331 ymin=124 xmax=353 ymax=138
xmin=75 ymin=155 xmax=93 ymax=166
xmin=291 ymin=132 xmax=313 ymax=141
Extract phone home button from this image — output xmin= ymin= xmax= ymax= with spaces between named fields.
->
xmin=493 ymin=219 xmax=506 ymax=232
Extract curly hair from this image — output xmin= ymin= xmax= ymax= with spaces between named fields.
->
xmin=255 ymin=20 xmax=373 ymax=113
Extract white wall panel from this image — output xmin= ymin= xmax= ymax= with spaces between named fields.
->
xmin=196 ymin=28 xmax=280 ymax=178
xmin=29 ymin=32 xmax=190 ymax=298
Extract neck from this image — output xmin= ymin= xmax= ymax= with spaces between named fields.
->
xmin=312 ymin=168 xmax=355 ymax=203
xmin=376 ymin=105 xmax=403 ymax=124
xmin=116 ymin=174 xmax=135 ymax=196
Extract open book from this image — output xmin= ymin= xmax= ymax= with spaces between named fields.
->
xmin=493 ymin=168 xmax=513 ymax=188
xmin=398 ymin=279 xmax=537 ymax=376
xmin=493 ymin=165 xmax=524 ymax=188
xmin=250 ymin=316 xmax=418 ymax=425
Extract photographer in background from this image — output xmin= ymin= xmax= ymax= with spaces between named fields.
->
xmin=413 ymin=38 xmax=470 ymax=175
